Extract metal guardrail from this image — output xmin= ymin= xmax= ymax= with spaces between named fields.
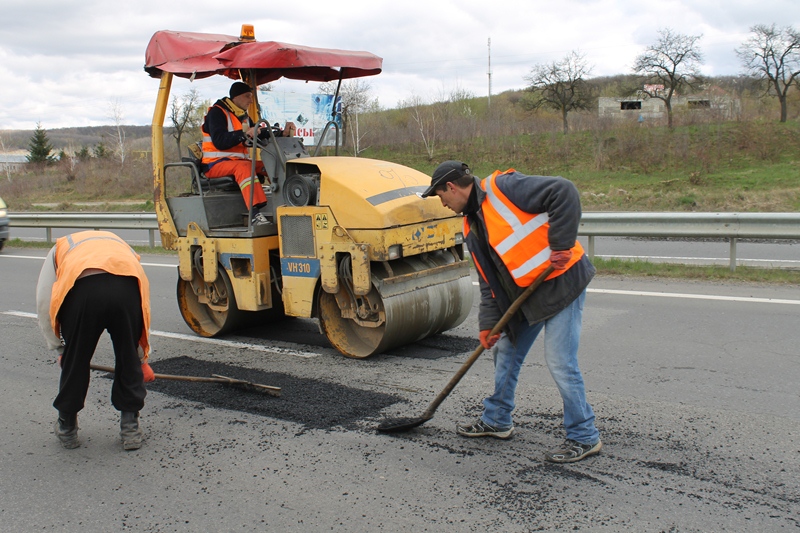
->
xmin=8 ymin=211 xmax=800 ymax=271
xmin=579 ymin=212 xmax=800 ymax=271
xmin=9 ymin=212 xmax=160 ymax=247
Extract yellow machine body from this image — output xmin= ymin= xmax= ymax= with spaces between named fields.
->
xmin=147 ymin=29 xmax=473 ymax=357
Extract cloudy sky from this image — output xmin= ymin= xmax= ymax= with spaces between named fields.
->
xmin=1 ymin=0 xmax=798 ymax=131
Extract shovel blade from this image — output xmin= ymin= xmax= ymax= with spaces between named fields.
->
xmin=376 ymin=416 xmax=432 ymax=433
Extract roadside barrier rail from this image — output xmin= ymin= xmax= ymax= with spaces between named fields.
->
xmin=8 ymin=211 xmax=800 ymax=271
xmin=9 ymin=212 xmax=159 ymax=247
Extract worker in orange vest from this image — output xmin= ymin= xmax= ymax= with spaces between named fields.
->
xmin=421 ymin=161 xmax=601 ymax=463
xmin=36 ymin=230 xmax=155 ymax=450
xmin=200 ymin=82 xmax=274 ymax=225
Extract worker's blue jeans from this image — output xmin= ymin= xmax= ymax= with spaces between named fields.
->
xmin=481 ymin=290 xmax=599 ymax=444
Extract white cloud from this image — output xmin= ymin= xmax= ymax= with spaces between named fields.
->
xmin=0 ymin=0 xmax=798 ymax=129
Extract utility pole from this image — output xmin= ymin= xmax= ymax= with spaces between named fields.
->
xmin=487 ymin=37 xmax=492 ymax=110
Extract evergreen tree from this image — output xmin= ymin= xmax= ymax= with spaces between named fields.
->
xmin=93 ymin=142 xmax=108 ymax=159
xmin=27 ymin=122 xmax=55 ymax=164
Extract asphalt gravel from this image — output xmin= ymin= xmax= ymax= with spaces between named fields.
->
xmin=144 ymin=356 xmax=403 ymax=430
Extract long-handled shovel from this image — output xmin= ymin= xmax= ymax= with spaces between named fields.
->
xmin=90 ymin=364 xmax=281 ymax=397
xmin=376 ymin=265 xmax=554 ymax=433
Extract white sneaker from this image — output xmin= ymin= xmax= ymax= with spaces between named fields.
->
xmin=251 ymin=213 xmax=270 ymax=226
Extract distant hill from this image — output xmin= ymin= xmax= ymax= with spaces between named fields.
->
xmin=0 ymin=125 xmax=155 ymax=151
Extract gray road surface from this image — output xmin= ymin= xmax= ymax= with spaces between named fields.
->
xmin=1 ymin=248 xmax=798 ymax=531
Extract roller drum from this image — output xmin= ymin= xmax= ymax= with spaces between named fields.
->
xmin=319 ymin=251 xmax=474 ymax=358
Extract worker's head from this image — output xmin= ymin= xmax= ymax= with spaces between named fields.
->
xmin=229 ymin=82 xmax=253 ymax=109
xmin=420 ymin=160 xmax=473 ymax=213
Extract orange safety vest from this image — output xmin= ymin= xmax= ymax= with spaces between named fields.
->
xmin=49 ymin=231 xmax=151 ymax=361
xmin=466 ymin=170 xmax=584 ymax=285
xmin=201 ymin=103 xmax=250 ymax=164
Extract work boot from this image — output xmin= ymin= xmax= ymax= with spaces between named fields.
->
xmin=120 ymin=411 xmax=143 ymax=451
xmin=54 ymin=412 xmax=79 ymax=449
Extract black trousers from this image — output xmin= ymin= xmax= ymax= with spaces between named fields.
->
xmin=53 ymin=273 xmax=146 ymax=415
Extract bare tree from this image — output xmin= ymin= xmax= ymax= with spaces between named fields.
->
xmin=0 ymin=135 xmax=12 ymax=182
xmin=169 ymin=88 xmax=202 ymax=155
xmin=523 ymin=51 xmax=593 ymax=134
xmin=61 ymin=143 xmax=79 ymax=182
xmin=633 ymin=28 xmax=704 ymax=128
xmin=319 ymin=79 xmax=376 ymax=155
xmin=400 ymin=94 xmax=437 ymax=160
xmin=736 ymin=24 xmax=800 ymax=123
xmin=108 ymin=99 xmax=127 ymax=166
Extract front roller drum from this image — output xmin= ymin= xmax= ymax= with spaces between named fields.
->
xmin=318 ymin=255 xmax=473 ymax=358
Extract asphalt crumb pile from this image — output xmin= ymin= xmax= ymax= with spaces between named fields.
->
xmin=142 ymin=356 xmax=402 ymax=430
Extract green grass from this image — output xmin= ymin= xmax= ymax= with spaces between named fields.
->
xmin=591 ymin=257 xmax=800 ymax=284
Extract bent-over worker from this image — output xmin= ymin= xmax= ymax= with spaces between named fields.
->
xmin=36 ymin=230 xmax=155 ymax=450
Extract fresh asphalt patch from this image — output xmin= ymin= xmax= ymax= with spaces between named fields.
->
xmin=116 ymin=356 xmax=404 ymax=431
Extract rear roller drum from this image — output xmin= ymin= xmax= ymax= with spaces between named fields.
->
xmin=177 ymin=265 xmax=245 ymax=337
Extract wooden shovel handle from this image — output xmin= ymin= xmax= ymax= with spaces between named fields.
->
xmin=421 ymin=265 xmax=555 ymax=419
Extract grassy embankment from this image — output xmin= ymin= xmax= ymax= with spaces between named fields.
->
xmin=2 ymin=120 xmax=799 ymax=283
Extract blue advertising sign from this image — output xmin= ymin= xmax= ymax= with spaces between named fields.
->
xmin=257 ymin=89 xmax=341 ymax=146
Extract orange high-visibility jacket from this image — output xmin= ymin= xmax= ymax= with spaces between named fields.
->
xmin=466 ymin=170 xmax=584 ymax=286
xmin=49 ymin=231 xmax=151 ymax=361
xmin=201 ymin=103 xmax=250 ymax=164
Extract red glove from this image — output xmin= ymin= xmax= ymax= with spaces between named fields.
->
xmin=479 ymin=330 xmax=501 ymax=349
xmin=549 ymin=249 xmax=572 ymax=270
xmin=141 ymin=363 xmax=155 ymax=383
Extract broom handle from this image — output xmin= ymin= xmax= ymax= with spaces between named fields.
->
xmin=421 ymin=266 xmax=555 ymax=419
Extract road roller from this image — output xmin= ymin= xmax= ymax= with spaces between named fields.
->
xmin=145 ymin=26 xmax=473 ymax=358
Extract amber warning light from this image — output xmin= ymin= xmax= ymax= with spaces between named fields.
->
xmin=240 ymin=24 xmax=255 ymax=41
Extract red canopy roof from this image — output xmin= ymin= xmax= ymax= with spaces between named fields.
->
xmin=144 ymin=30 xmax=382 ymax=84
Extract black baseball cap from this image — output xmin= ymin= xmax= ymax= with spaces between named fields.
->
xmin=420 ymin=161 xmax=471 ymax=198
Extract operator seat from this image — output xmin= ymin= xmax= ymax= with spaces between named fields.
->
xmin=185 ymin=142 xmax=238 ymax=194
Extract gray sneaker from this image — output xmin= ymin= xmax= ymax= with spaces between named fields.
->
xmin=544 ymin=438 xmax=602 ymax=463
xmin=456 ymin=418 xmax=514 ymax=439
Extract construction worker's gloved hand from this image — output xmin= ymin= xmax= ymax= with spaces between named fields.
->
xmin=141 ymin=363 xmax=155 ymax=383
xmin=479 ymin=330 xmax=501 ymax=350
xmin=549 ymin=249 xmax=572 ymax=270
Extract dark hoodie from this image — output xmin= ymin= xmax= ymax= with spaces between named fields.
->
xmin=463 ymin=171 xmax=595 ymax=338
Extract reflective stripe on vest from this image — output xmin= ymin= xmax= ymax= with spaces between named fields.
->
xmin=473 ymin=170 xmax=584 ymax=285
xmin=201 ymin=104 xmax=249 ymax=163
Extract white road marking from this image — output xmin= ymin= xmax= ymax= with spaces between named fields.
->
xmin=3 ymin=311 xmax=320 ymax=358
xmin=470 ymin=282 xmax=800 ymax=305
xmin=586 ymin=288 xmax=800 ymax=305
xmin=0 ymin=254 xmax=176 ymax=268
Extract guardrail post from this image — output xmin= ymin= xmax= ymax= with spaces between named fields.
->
xmin=149 ymin=229 xmax=155 ymax=248
xmin=729 ymin=237 xmax=737 ymax=272
xmin=587 ymin=236 xmax=595 ymax=260
xmin=46 ymin=227 xmax=52 ymax=244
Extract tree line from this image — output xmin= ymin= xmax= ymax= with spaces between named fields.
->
xmin=16 ymin=23 xmax=800 ymax=167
